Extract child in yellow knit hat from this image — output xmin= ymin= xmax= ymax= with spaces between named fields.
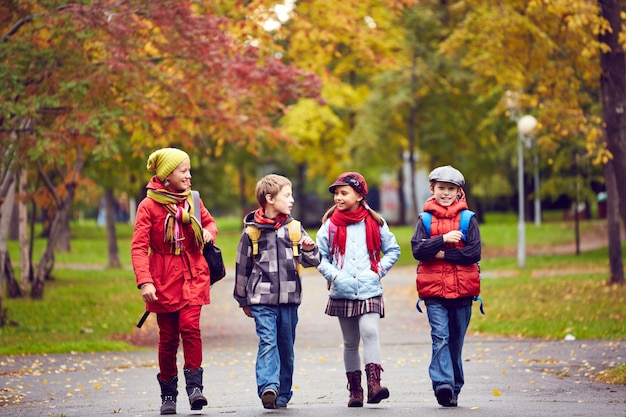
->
xmin=131 ymin=147 xmax=218 ymax=414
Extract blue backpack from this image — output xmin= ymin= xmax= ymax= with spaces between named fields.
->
xmin=416 ymin=210 xmax=484 ymax=314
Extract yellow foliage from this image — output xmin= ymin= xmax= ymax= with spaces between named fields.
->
xmin=440 ymin=0 xmax=610 ymax=167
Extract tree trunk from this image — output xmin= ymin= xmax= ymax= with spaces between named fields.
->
xmin=293 ymin=163 xmax=306 ymax=223
xmin=407 ymin=49 xmax=419 ymax=225
xmin=3 ymin=252 xmax=21 ymax=298
xmin=104 ymin=187 xmax=121 ymax=268
xmin=0 ymin=173 xmax=15 ymax=286
xmin=32 ymin=151 xmax=85 ymax=298
xmin=18 ymin=167 xmax=32 ymax=292
xmin=54 ymin=208 xmax=71 ymax=253
xmin=599 ymin=0 xmax=626 ymax=230
xmin=604 ymin=161 xmax=624 ymax=284
xmin=397 ymin=147 xmax=407 ymax=225
xmin=0 ymin=173 xmax=22 ymax=298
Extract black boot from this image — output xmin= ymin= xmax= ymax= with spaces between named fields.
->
xmin=184 ymin=367 xmax=208 ymax=410
xmin=157 ymin=374 xmax=178 ymax=415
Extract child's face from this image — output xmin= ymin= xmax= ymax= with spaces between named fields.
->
xmin=265 ymin=185 xmax=294 ymax=217
xmin=165 ymin=159 xmax=192 ymax=192
xmin=333 ymin=185 xmax=362 ymax=212
xmin=430 ymin=181 xmax=459 ymax=207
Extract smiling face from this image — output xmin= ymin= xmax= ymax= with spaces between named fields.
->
xmin=430 ymin=181 xmax=459 ymax=207
xmin=265 ymin=185 xmax=294 ymax=218
xmin=333 ymin=185 xmax=363 ymax=212
xmin=164 ymin=159 xmax=191 ymax=192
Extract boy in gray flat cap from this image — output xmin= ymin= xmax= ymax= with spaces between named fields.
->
xmin=410 ymin=165 xmax=482 ymax=408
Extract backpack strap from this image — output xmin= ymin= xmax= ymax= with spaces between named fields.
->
xmin=287 ymin=220 xmax=302 ymax=275
xmin=246 ymin=225 xmax=262 ymax=255
xmin=459 ymin=209 xmax=475 ymax=242
xmin=328 ymin=220 xmax=338 ymax=248
xmin=418 ymin=212 xmax=432 ymax=236
xmin=287 ymin=220 xmax=301 ymax=257
xmin=246 ymin=221 xmax=302 ymax=274
xmin=191 ymin=190 xmax=201 ymax=226
xmin=420 ymin=210 xmax=474 ymax=241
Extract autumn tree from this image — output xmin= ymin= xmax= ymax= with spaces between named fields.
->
xmin=599 ymin=0 xmax=625 ymax=285
xmin=0 ymin=0 xmax=321 ymax=303
xmin=215 ymin=0 xmax=419 ymax=221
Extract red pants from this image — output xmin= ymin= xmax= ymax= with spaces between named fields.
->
xmin=156 ymin=305 xmax=203 ymax=381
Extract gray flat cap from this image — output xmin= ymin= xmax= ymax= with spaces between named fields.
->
xmin=428 ymin=165 xmax=465 ymax=187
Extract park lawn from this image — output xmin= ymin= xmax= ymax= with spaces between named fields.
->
xmin=0 ymin=268 xmax=141 ymax=355
xmin=473 ymin=265 xmax=626 ymax=339
xmin=1 ymin=215 xmax=624 ymax=356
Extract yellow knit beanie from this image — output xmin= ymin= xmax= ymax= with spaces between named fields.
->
xmin=146 ymin=148 xmax=190 ymax=181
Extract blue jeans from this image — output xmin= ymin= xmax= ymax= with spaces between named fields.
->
xmin=250 ymin=304 xmax=299 ymax=405
xmin=425 ymin=302 xmax=472 ymax=397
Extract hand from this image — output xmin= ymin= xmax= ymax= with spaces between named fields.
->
xmin=300 ymin=236 xmax=315 ymax=251
xmin=242 ymin=306 xmax=253 ymax=318
xmin=435 ymin=250 xmax=445 ymax=259
xmin=141 ymin=283 xmax=158 ymax=302
xmin=443 ymin=230 xmax=463 ymax=243
xmin=203 ymin=229 xmax=214 ymax=244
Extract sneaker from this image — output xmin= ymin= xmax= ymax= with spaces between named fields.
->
xmin=435 ymin=386 xmax=456 ymax=407
xmin=261 ymin=388 xmax=277 ymax=409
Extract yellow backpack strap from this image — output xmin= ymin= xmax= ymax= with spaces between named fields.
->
xmin=287 ymin=220 xmax=301 ymax=257
xmin=287 ymin=220 xmax=302 ymax=275
xmin=246 ymin=225 xmax=261 ymax=255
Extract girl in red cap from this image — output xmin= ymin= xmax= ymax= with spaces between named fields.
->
xmin=316 ymin=172 xmax=401 ymax=407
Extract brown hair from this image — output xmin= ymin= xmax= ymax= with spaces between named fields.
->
xmin=255 ymin=174 xmax=292 ymax=208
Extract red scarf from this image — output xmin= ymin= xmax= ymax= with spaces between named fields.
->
xmin=329 ymin=206 xmax=381 ymax=273
xmin=253 ymin=208 xmax=289 ymax=229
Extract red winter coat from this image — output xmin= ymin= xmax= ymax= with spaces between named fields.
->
xmin=131 ymin=177 xmax=218 ymax=313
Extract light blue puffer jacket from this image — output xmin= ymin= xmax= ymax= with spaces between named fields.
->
xmin=316 ymin=218 xmax=400 ymax=300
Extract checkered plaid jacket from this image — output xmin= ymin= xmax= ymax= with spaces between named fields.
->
xmin=234 ymin=212 xmax=321 ymax=308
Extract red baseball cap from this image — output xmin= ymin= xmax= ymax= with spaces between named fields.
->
xmin=328 ymin=172 xmax=368 ymax=197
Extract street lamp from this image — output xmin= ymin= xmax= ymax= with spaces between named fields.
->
xmin=516 ymin=114 xmax=538 ymax=268
xmin=506 ymin=91 xmax=539 ymax=267
xmin=532 ymin=144 xmax=541 ymax=227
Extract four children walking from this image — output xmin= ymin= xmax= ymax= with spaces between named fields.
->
xmin=131 ymin=152 xmax=480 ymax=413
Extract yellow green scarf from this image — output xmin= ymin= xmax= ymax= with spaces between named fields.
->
xmin=147 ymin=189 xmax=203 ymax=254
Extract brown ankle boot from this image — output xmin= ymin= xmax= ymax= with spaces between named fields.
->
xmin=365 ymin=363 xmax=389 ymax=404
xmin=346 ymin=370 xmax=364 ymax=407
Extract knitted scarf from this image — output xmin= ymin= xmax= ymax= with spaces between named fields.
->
xmin=253 ymin=207 xmax=289 ymax=229
xmin=147 ymin=187 xmax=203 ymax=254
xmin=329 ymin=205 xmax=381 ymax=273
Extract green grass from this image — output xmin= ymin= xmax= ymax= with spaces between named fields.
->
xmin=1 ymin=213 xmax=624 ymax=357
xmin=0 ymin=268 xmax=140 ymax=354
xmin=472 ymin=266 xmax=626 ymax=339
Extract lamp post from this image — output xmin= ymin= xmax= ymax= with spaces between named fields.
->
xmin=516 ymin=114 xmax=538 ymax=268
xmin=534 ymin=152 xmax=541 ymax=227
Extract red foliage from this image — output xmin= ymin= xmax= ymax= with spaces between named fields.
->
xmin=66 ymin=0 xmax=322 ymax=146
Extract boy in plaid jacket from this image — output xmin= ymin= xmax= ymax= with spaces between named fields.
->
xmin=234 ymin=174 xmax=321 ymax=409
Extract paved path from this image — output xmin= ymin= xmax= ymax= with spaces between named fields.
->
xmin=1 ymin=267 xmax=625 ymax=417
